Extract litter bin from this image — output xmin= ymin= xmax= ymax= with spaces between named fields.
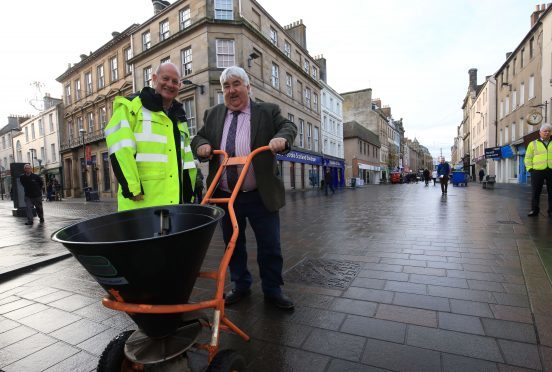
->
xmin=84 ymin=187 xmax=99 ymax=201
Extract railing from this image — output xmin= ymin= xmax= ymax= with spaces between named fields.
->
xmin=60 ymin=128 xmax=106 ymax=151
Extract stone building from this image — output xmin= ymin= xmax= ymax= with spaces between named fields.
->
xmin=343 ymin=121 xmax=380 ymax=185
xmin=494 ymin=5 xmax=545 ymax=184
xmin=55 ymin=25 xmax=139 ymax=198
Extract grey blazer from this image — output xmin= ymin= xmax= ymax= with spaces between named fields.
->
xmin=191 ymin=100 xmax=297 ymax=212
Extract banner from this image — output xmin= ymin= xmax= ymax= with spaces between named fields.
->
xmin=484 ymin=147 xmax=501 ymax=159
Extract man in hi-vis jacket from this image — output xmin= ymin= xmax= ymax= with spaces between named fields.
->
xmin=105 ymin=63 xmax=196 ymax=211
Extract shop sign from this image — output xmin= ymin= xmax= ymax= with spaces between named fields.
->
xmin=323 ymin=158 xmax=344 ymax=168
xmin=500 ymin=145 xmax=514 ymax=158
xmin=484 ymin=147 xmax=501 ymax=159
xmin=276 ymin=150 xmax=323 ymax=165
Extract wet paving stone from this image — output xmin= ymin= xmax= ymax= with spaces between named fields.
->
xmin=3 ymin=341 xmax=79 ymax=371
xmin=441 ymin=354 xmax=499 ymax=372
xmin=498 ymin=339 xmax=542 ymax=370
xmin=341 ymin=314 xmax=406 ymax=343
xmin=303 ymin=328 xmax=366 ymax=361
xmin=361 ymin=338 xmax=441 ymax=371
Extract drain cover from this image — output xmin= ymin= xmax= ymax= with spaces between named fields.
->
xmin=497 ymin=220 xmax=519 ymax=225
xmin=285 ymin=259 xmax=361 ymax=289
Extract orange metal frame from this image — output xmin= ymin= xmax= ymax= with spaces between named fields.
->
xmin=102 ymin=146 xmax=271 ymax=364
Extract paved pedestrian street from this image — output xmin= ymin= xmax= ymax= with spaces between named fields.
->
xmin=0 ymin=182 xmax=551 ymax=371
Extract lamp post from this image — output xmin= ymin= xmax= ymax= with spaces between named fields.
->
xmin=79 ymin=128 xmax=87 ymax=192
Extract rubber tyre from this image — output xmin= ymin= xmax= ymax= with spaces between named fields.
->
xmin=206 ymin=349 xmax=246 ymax=372
xmin=97 ymin=330 xmax=134 ymax=372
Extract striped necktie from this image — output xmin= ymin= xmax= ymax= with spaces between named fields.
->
xmin=225 ymin=111 xmax=240 ymax=190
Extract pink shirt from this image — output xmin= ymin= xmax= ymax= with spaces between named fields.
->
xmin=220 ymin=102 xmax=257 ymax=192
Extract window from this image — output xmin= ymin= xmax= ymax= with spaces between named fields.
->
xmin=31 ymin=123 xmax=35 ymax=140
xmin=40 ymin=147 xmax=45 ymax=163
xmin=303 ymin=60 xmax=309 ymax=74
xmin=142 ymin=31 xmax=151 ymax=51
xmin=87 ymin=112 xmax=94 ymax=133
xmin=271 ymin=63 xmax=279 ymax=88
xmin=505 ymin=96 xmax=509 ymax=115
xmin=307 ymin=123 xmax=312 ymax=150
xmin=520 ymin=118 xmax=525 ymax=137
xmin=180 ymin=7 xmax=191 ymax=29
xmin=304 ymin=88 xmax=311 ymax=108
xmin=297 ymin=81 xmax=303 ymax=103
xmin=499 ymin=101 xmax=503 ymax=119
xmin=77 ymin=116 xmax=83 ymax=132
xmin=284 ymin=40 xmax=291 ymax=57
xmin=214 ymin=0 xmax=233 ymax=20
xmin=313 ymin=93 xmax=318 ymax=113
xmin=512 ymin=90 xmax=517 ymax=110
xmin=51 ymin=144 xmax=56 ymax=162
xmin=110 ymin=56 xmax=118 ymax=82
xmin=183 ymin=98 xmax=196 ymax=136
xmin=521 ymin=48 xmax=525 ymax=67
xmin=520 ymin=82 xmax=525 ymax=104
xmin=530 ymin=37 xmax=534 ymax=59
xmin=312 ymin=67 xmax=318 ymax=80
xmin=529 ymin=75 xmax=535 ymax=98
xmin=143 ymin=66 xmax=152 ymax=87
xmin=217 ymin=91 xmax=224 ymax=104
xmin=38 ymin=119 xmax=44 ymax=136
xmin=74 ymin=80 xmax=81 ymax=101
xmin=65 ymin=84 xmax=71 ymax=105
xmin=160 ymin=56 xmax=171 ymax=64
xmin=97 ymin=65 xmax=105 ymax=89
xmin=24 ymin=127 xmax=29 ymax=142
xmin=124 ymin=47 xmax=133 ymax=75
xmin=288 ymin=113 xmax=294 ymax=123
xmin=68 ymin=121 xmax=73 ymax=140
xmin=299 ymin=119 xmax=304 ymax=147
xmin=323 ymin=115 xmax=327 ymax=130
xmin=181 ymin=47 xmax=192 ymax=76
xmin=269 ymin=27 xmax=278 ymax=45
xmin=85 ymin=72 xmax=92 ymax=95
xmin=159 ymin=20 xmax=170 ymax=41
xmin=512 ymin=122 xmax=516 ymax=142
xmin=216 ymin=39 xmax=235 ymax=68
xmin=99 ymin=107 xmax=107 ymax=129
xmin=314 ymin=126 xmax=319 ymax=152
xmin=285 ymin=73 xmax=293 ymax=96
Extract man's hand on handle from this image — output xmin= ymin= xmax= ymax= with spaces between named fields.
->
xmin=197 ymin=144 xmax=213 ymax=160
xmin=269 ymin=138 xmax=288 ymax=154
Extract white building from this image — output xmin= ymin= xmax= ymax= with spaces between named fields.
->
xmin=320 ymin=80 xmax=344 ymax=159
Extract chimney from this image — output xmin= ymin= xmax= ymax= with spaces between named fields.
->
xmin=382 ymin=106 xmax=392 ymax=118
xmin=371 ymin=98 xmax=382 ymax=110
xmin=111 ymin=31 xmax=120 ymax=38
xmin=80 ymin=54 xmax=87 ymax=61
xmin=506 ymin=52 xmax=512 ymax=59
xmin=531 ymin=4 xmax=546 ymax=27
xmin=468 ymin=68 xmax=477 ymax=91
xmin=283 ymin=20 xmax=307 ymax=50
xmin=43 ymin=94 xmax=60 ymax=110
xmin=152 ymin=0 xmax=169 ymax=15
xmin=314 ymin=55 xmax=327 ymax=82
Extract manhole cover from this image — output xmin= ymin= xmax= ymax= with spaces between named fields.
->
xmin=31 ymin=253 xmax=48 ymax=257
xmin=497 ymin=220 xmax=519 ymax=225
xmin=285 ymin=258 xmax=361 ymax=289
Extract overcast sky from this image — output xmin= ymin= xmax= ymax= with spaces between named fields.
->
xmin=0 ymin=0 xmax=542 ymax=158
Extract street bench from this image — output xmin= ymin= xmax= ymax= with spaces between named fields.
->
xmin=482 ymin=176 xmax=496 ymax=189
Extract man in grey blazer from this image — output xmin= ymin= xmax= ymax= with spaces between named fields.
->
xmin=191 ymin=66 xmax=297 ymax=310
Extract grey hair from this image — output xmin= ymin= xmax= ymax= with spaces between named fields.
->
xmin=540 ymin=123 xmax=552 ymax=131
xmin=155 ymin=62 xmax=181 ymax=78
xmin=220 ymin=66 xmax=250 ymax=87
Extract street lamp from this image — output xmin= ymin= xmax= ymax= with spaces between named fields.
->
xmin=79 ymin=128 xmax=87 ymax=190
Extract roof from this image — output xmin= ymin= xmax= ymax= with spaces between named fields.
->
xmin=343 ymin=121 xmax=380 ymax=146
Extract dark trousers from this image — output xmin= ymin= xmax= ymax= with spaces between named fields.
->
xmin=25 ymin=196 xmax=43 ymax=222
xmin=440 ymin=176 xmax=449 ymax=193
xmin=530 ymin=168 xmax=552 ymax=213
xmin=324 ymin=183 xmax=335 ymax=195
xmin=217 ymin=190 xmax=283 ymax=296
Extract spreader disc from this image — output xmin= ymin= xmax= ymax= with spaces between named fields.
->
xmin=124 ymin=320 xmax=202 ymax=364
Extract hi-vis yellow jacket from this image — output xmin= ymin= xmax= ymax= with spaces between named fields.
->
xmin=525 ymin=139 xmax=552 ymax=171
xmin=105 ymin=93 xmax=196 ymax=211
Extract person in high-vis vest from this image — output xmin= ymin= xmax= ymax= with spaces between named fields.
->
xmin=105 ymin=62 xmax=196 ymax=211
xmin=524 ymin=122 xmax=552 ymax=217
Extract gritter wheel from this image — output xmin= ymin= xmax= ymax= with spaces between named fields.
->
xmin=97 ymin=330 xmax=143 ymax=372
xmin=205 ymin=349 xmax=247 ymax=372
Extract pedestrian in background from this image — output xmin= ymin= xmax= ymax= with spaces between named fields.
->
xmin=437 ymin=157 xmax=451 ymax=195
xmin=105 ymin=62 xmax=196 ymax=211
xmin=324 ymin=169 xmax=335 ymax=195
xmin=194 ymin=162 xmax=204 ymax=204
xmin=524 ymin=123 xmax=552 ymax=217
xmin=19 ymin=163 xmax=44 ymax=225
xmin=432 ymin=169 xmax=437 ymax=186
xmin=423 ymin=169 xmax=430 ymax=186
xmin=479 ymin=168 xmax=485 ymax=183
xmin=192 ymin=66 xmax=297 ymax=310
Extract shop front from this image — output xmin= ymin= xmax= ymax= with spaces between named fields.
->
xmin=276 ymin=150 xmax=345 ymax=190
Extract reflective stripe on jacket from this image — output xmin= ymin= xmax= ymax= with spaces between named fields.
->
xmin=524 ymin=139 xmax=552 ymax=171
xmin=105 ymin=95 xmax=196 ymax=211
